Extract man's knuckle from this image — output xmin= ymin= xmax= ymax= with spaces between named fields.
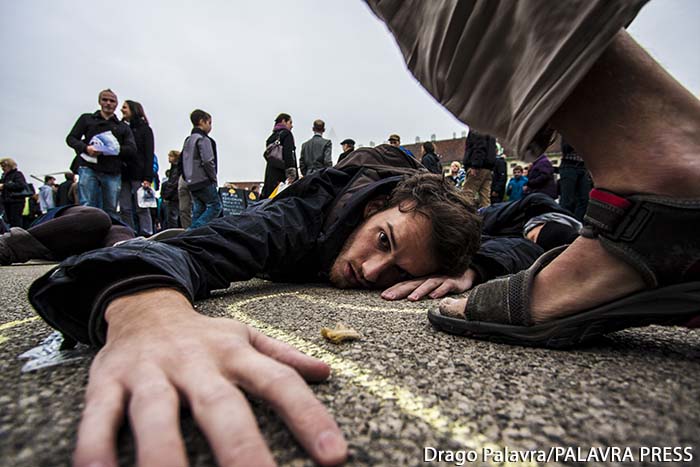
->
xmin=192 ymin=382 xmax=233 ymax=408
xmin=258 ymin=367 xmax=299 ymax=398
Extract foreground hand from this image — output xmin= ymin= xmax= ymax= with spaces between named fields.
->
xmin=74 ymin=288 xmax=347 ymax=467
xmin=380 ymin=269 xmax=477 ymax=301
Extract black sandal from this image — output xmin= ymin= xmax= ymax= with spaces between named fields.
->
xmin=428 ymin=189 xmax=700 ymax=348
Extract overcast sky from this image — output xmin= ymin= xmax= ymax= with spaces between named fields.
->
xmin=1 ymin=0 xmax=698 ymax=185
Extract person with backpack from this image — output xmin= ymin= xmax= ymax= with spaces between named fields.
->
xmin=462 ymin=129 xmax=497 ymax=208
xmin=261 ymin=113 xmax=298 ymax=199
xmin=180 ymin=109 xmax=221 ymax=229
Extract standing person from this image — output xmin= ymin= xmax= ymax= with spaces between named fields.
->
xmin=449 ymin=161 xmax=466 ymax=188
xmin=462 ymin=130 xmax=497 ymax=209
xmin=506 ymin=165 xmax=528 ymax=202
xmin=38 ymin=176 xmax=57 ymax=214
xmin=159 ymin=150 xmax=181 ymax=229
xmin=559 ymin=139 xmax=591 ymax=220
xmin=66 ymin=89 xmax=136 ymax=221
xmin=261 ymin=113 xmax=297 ymax=199
xmin=420 ymin=141 xmax=442 ymax=174
xmin=337 ymin=138 xmax=355 ymax=164
xmin=388 ymin=134 xmax=414 ymax=158
xmin=118 ymin=100 xmax=155 ymax=236
xmin=0 ymin=158 xmax=29 ymax=227
xmin=181 ymin=109 xmax=221 ymax=229
xmin=299 ymin=119 xmax=332 ymax=176
xmin=56 ymin=172 xmax=76 ymax=207
xmin=490 ymin=151 xmax=507 ymax=204
xmin=524 ymin=138 xmax=558 ymax=199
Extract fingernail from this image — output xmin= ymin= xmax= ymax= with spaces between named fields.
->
xmin=317 ymin=430 xmax=346 ymax=456
xmin=408 ymin=294 xmax=418 ymax=301
xmin=383 ymin=292 xmax=394 ymax=299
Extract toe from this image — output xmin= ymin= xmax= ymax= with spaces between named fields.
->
xmin=438 ymin=297 xmax=467 ymax=318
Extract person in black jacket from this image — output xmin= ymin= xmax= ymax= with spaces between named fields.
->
xmin=55 ymin=172 xmax=77 ymax=207
xmin=66 ymin=89 xmax=137 ymax=222
xmin=336 ymin=138 xmax=356 ymax=164
xmin=462 ymin=130 xmax=497 ymax=209
xmin=119 ymin=100 xmax=155 ymax=235
xmin=160 ymin=150 xmax=182 ymax=229
xmin=490 ymin=153 xmax=507 ymax=204
xmin=25 ymin=145 xmax=544 ymax=467
xmin=261 ymin=113 xmax=298 ymax=199
xmin=0 ymin=158 xmax=29 ymax=227
xmin=420 ymin=141 xmax=443 ymax=175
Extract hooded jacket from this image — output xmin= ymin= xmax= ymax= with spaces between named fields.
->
xmin=29 ymin=145 xmax=540 ymax=347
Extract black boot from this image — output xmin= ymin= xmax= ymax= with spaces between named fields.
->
xmin=0 ymin=227 xmax=54 ymax=265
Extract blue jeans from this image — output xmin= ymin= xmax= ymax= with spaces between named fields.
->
xmin=189 ymin=183 xmax=222 ymax=229
xmin=559 ymin=164 xmax=591 ymax=221
xmin=78 ymin=166 xmax=121 ymax=221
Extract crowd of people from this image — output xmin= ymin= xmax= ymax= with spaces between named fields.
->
xmin=1 ymin=2 xmax=699 ymax=466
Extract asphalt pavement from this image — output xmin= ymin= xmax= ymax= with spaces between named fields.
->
xmin=1 ymin=263 xmax=699 ymax=466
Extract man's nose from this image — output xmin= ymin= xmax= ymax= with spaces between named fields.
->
xmin=362 ymin=256 xmax=395 ymax=286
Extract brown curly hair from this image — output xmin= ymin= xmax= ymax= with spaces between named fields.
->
xmin=383 ymin=173 xmax=481 ymax=275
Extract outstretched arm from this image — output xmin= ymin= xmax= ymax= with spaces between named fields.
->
xmin=74 ymin=288 xmax=347 ymax=467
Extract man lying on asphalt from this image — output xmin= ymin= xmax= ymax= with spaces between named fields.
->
xmin=27 ymin=145 xmax=546 ymax=467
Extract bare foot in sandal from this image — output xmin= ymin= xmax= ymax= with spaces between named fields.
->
xmin=439 ymin=30 xmax=700 ymax=337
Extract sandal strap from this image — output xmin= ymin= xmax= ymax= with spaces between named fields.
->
xmin=467 ymin=246 xmax=567 ymax=326
xmin=582 ymin=188 xmax=700 ymax=288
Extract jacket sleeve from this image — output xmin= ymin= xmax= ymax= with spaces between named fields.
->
xmin=66 ymin=114 xmax=89 ymax=154
xmin=142 ymin=126 xmax=155 ymax=181
xmin=28 ymin=171 xmax=343 ymax=347
xmin=299 ymin=142 xmax=307 ymax=176
xmin=197 ymin=137 xmax=217 ymax=183
xmin=282 ymin=131 xmax=296 ymax=170
xmin=118 ymin=125 xmax=137 ymax=161
xmin=324 ymin=140 xmax=332 ymax=167
xmin=468 ymin=236 xmax=543 ymax=284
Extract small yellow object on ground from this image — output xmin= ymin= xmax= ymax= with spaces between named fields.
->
xmin=321 ymin=322 xmax=362 ymax=344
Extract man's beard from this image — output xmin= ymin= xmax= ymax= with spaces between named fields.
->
xmin=328 ymin=220 xmax=363 ymax=289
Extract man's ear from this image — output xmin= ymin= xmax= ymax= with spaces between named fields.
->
xmin=363 ymin=197 xmax=386 ymax=219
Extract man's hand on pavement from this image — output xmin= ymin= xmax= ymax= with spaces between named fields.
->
xmin=380 ymin=268 xmax=477 ymax=301
xmin=73 ymin=288 xmax=347 ymax=467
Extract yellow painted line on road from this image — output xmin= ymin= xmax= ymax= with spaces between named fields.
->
xmin=0 ymin=317 xmax=39 ymax=331
xmin=228 ymin=294 xmax=536 ymax=467
xmin=0 ymin=316 xmax=40 ymax=345
xmin=237 ymin=291 xmax=422 ymax=315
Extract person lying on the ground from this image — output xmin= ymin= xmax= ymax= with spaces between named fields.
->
xmin=24 ymin=145 xmax=545 ymax=467
xmin=367 ymin=0 xmax=700 ymax=349
xmin=3 ymin=192 xmax=578 ymax=301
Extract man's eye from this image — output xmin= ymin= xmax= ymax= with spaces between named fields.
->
xmin=378 ymin=231 xmax=390 ymax=250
